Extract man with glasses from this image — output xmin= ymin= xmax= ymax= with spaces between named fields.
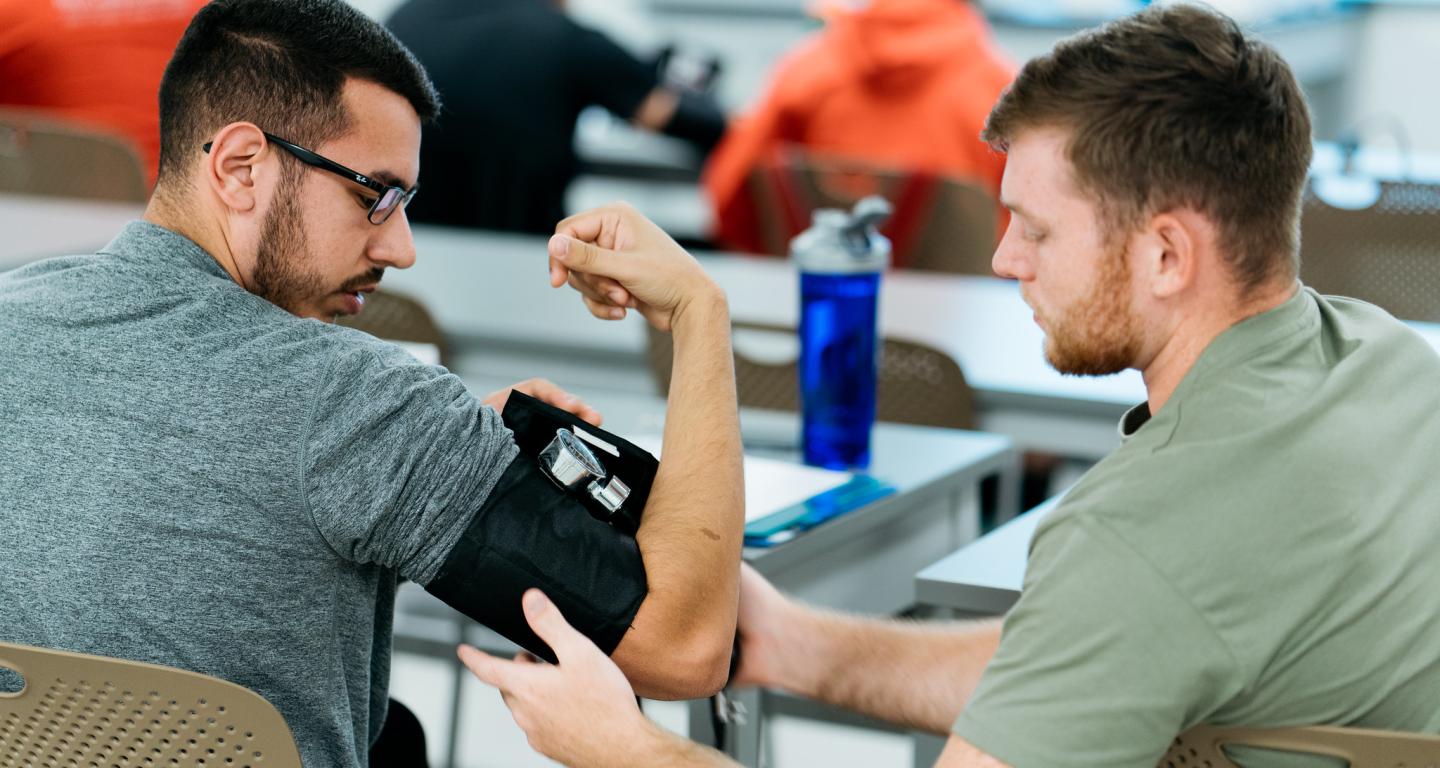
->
xmin=0 ymin=1 xmax=744 ymax=766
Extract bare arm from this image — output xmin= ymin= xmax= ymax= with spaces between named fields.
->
xmin=736 ymin=564 xmax=1002 ymax=734
xmin=934 ymin=735 xmax=1014 ymax=768
xmin=632 ymin=87 xmax=679 ymax=132
xmin=550 ymin=204 xmax=743 ymax=699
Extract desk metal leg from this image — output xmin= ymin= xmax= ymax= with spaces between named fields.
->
xmin=996 ymin=450 xmax=1023 ymax=526
xmin=688 ymin=688 xmax=765 ymax=767
xmin=443 ymin=648 xmax=464 ymax=768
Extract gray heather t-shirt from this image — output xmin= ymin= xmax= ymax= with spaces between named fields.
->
xmin=954 ymin=288 xmax=1440 ymax=767
xmin=0 ymin=222 xmax=518 ymax=766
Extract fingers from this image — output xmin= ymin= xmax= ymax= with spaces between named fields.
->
xmin=564 ymin=268 xmax=638 ymax=325
xmin=520 ymin=589 xmax=591 ymax=664
xmin=554 ymin=210 xmax=611 ymax=246
xmin=509 ymin=379 xmax=604 ymax=425
xmin=458 ymin=644 xmax=521 ymax=692
xmin=567 ymin=273 xmax=632 ymax=308
xmin=555 ymin=203 xmax=633 ymax=252
xmin=549 ymin=234 xmax=639 ymax=285
xmin=549 ymin=256 xmax=569 ymax=290
xmin=583 ymin=295 xmax=627 ymax=321
xmin=566 ymin=272 xmax=616 ymax=307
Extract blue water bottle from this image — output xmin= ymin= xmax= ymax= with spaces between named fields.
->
xmin=791 ymin=196 xmax=892 ymax=470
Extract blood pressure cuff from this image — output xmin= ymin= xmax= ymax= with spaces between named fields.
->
xmin=424 ymin=455 xmax=648 ymax=662
xmin=423 ymin=392 xmax=659 ymax=662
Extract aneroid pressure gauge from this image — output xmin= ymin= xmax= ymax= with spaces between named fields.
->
xmin=537 ymin=429 xmax=633 ymax=521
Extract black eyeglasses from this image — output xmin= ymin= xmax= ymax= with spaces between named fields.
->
xmin=202 ymin=132 xmax=417 ymax=225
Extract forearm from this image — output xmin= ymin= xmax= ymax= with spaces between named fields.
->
xmin=767 ymin=608 xmax=1002 ymax=734
xmin=619 ymin=289 xmax=744 ymax=697
xmin=621 ymin=721 xmax=738 ymax=768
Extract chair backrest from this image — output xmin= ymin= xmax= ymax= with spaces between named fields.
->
xmin=0 ymin=641 xmax=301 ymax=768
xmin=1300 ymin=178 xmax=1440 ymax=322
xmin=742 ymin=147 xmax=997 ymax=276
xmin=0 ymin=109 xmax=147 ymax=202
xmin=335 ymin=289 xmax=450 ymax=367
xmin=645 ymin=321 xmax=975 ymax=430
xmin=1161 ymin=723 xmax=1440 ymax=767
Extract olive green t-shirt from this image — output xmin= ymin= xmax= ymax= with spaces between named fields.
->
xmin=953 ymin=288 xmax=1440 ymax=767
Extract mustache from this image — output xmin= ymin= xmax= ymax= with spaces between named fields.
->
xmin=339 ymin=268 xmax=385 ymax=292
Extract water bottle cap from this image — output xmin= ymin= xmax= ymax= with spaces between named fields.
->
xmin=789 ymin=195 xmax=892 ymax=274
xmin=811 ymin=209 xmax=849 ymax=229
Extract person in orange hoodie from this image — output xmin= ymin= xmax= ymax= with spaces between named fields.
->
xmin=704 ymin=0 xmax=1015 ymax=255
xmin=0 ymin=0 xmax=209 ymax=188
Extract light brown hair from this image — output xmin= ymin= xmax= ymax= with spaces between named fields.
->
xmin=983 ymin=4 xmax=1313 ymax=292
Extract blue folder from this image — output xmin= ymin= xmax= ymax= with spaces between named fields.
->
xmin=743 ymin=475 xmax=897 ymax=547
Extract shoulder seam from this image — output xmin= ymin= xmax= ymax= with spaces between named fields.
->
xmin=1077 ymin=513 xmax=1244 ymax=685
xmin=296 ymin=340 xmax=388 ymax=559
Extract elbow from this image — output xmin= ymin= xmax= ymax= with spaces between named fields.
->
xmin=643 ymin=632 xmax=734 ymax=700
xmin=683 ymin=632 xmax=735 ymax=697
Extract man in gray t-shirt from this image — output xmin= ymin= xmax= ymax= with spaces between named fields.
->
xmin=0 ymin=1 xmax=745 ymax=765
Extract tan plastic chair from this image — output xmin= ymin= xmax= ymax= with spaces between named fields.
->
xmin=646 ymin=320 xmax=976 ymax=430
xmin=0 ymin=109 xmax=148 ymax=202
xmin=0 ymin=641 xmax=301 ymax=767
xmin=335 ymin=289 xmax=450 ymax=367
xmin=740 ymin=148 xmax=998 ymax=276
xmin=1300 ymin=178 xmax=1440 ymax=322
xmin=1161 ymin=723 xmax=1440 ymax=767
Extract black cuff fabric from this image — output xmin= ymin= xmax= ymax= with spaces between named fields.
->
xmin=423 ymin=455 xmax=647 ymax=662
xmin=664 ymin=91 xmax=728 ymax=153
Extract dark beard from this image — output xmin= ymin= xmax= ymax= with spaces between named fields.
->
xmin=253 ymin=187 xmax=324 ymax=316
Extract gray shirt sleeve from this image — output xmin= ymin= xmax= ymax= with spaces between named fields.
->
xmin=300 ymin=338 xmax=519 ymax=584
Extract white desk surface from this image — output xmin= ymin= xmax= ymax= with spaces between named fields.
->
xmin=914 ymin=495 xmax=1061 ymax=615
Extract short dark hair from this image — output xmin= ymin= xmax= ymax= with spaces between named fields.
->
xmin=156 ymin=0 xmax=441 ymax=185
xmin=983 ymin=4 xmax=1312 ymax=292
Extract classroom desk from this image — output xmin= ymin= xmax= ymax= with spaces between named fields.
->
xmin=378 ymin=225 xmax=1145 ymax=460
xmin=913 ymin=496 xmax=1060 ymax=617
xmin=8 ymin=197 xmax=1440 ymax=461
xmin=395 ymin=407 xmax=1016 ymax=768
xmin=0 ymin=204 xmax=1132 ymax=461
xmin=380 ymin=226 xmax=1440 ymax=461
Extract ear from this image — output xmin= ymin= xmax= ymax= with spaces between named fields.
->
xmin=1138 ymin=210 xmax=1200 ymax=300
xmin=202 ymin=123 xmax=271 ymax=215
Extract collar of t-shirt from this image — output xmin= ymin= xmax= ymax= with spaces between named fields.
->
xmin=1114 ymin=284 xmax=1314 ymax=441
xmin=102 ymin=220 xmax=236 ymax=287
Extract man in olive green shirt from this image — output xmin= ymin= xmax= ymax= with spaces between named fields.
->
xmin=439 ymin=5 xmax=1440 ymax=768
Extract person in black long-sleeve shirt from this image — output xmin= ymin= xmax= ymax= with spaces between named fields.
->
xmin=387 ymin=0 xmax=726 ymax=234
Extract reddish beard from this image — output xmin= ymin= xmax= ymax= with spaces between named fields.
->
xmin=1042 ymin=239 xmax=1141 ymax=376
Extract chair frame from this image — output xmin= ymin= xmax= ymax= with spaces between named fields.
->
xmin=1164 ymin=723 xmax=1440 ymax=767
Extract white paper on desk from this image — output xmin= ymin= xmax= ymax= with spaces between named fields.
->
xmin=631 ymin=435 xmax=852 ymax=523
